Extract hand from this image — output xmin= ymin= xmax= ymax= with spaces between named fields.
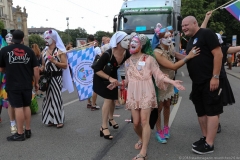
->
xmin=173 ymin=80 xmax=185 ymax=91
xmin=187 ymin=47 xmax=200 ymax=59
xmin=205 ymin=11 xmax=212 ymax=19
xmin=35 ymin=83 xmax=39 ymax=92
xmin=109 ymin=77 xmax=119 ymax=86
xmin=210 ymin=78 xmax=219 ymax=91
xmin=47 ymin=55 xmax=56 ymax=64
xmin=107 ymin=83 xmax=116 ymax=90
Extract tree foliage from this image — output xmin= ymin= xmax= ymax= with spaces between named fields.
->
xmin=66 ymin=27 xmax=88 ymax=47
xmin=0 ymin=20 xmax=4 ymax=32
xmin=181 ymin=0 xmax=240 ymax=45
xmin=94 ymin=31 xmax=113 ymax=45
xmin=58 ymin=31 xmax=69 ymax=46
xmin=28 ymin=34 xmax=45 ymax=49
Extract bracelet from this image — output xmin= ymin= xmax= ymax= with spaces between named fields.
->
xmin=183 ymin=57 xmax=188 ymax=63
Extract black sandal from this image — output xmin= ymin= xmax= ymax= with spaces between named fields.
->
xmin=100 ymin=126 xmax=113 ymax=140
xmin=108 ymin=119 xmax=119 ymax=129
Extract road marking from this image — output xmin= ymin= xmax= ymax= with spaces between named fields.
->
xmin=169 ymin=96 xmax=182 ymax=127
xmin=63 ymin=99 xmax=80 ymax=107
xmin=37 ymin=98 xmax=80 ymax=115
xmin=181 ymin=72 xmax=185 ymax=77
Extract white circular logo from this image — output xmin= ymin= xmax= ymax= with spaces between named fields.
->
xmin=74 ymin=60 xmax=94 ymax=86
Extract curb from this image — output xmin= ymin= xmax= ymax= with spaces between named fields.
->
xmin=226 ymin=72 xmax=240 ymax=80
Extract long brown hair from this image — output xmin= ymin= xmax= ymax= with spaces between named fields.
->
xmin=31 ymin=44 xmax=41 ymax=57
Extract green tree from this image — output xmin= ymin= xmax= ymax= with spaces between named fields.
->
xmin=29 ymin=34 xmax=45 ymax=49
xmin=66 ymin=27 xmax=88 ymax=47
xmin=181 ymin=0 xmax=240 ymax=45
xmin=58 ymin=31 xmax=69 ymax=46
xmin=0 ymin=20 xmax=4 ymax=32
xmin=94 ymin=31 xmax=113 ymax=45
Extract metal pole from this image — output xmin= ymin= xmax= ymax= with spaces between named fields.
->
xmin=66 ymin=17 xmax=70 ymax=44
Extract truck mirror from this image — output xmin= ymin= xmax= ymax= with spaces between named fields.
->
xmin=177 ymin=16 xmax=182 ymax=32
xmin=124 ymin=17 xmax=128 ymax=23
xmin=113 ymin=17 xmax=117 ymax=32
xmin=113 ymin=22 xmax=117 ymax=32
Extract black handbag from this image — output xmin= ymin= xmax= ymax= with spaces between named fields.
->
xmin=92 ymin=51 xmax=113 ymax=75
xmin=39 ymin=63 xmax=52 ymax=92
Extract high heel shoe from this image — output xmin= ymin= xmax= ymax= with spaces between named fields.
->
xmin=108 ymin=119 xmax=119 ymax=129
xmin=100 ymin=126 xmax=113 ymax=140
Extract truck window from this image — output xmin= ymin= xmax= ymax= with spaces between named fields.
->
xmin=119 ymin=14 xmax=172 ymax=34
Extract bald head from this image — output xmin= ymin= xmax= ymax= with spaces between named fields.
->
xmin=183 ymin=16 xmax=198 ymax=24
xmin=182 ymin=16 xmax=199 ymax=37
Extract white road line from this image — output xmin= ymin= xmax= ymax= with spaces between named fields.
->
xmin=37 ymin=98 xmax=80 ymax=115
xmin=169 ymin=96 xmax=182 ymax=127
xmin=181 ymin=72 xmax=185 ymax=77
xmin=63 ymin=99 xmax=80 ymax=107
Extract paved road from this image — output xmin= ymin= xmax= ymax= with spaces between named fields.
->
xmin=0 ymin=65 xmax=240 ymax=160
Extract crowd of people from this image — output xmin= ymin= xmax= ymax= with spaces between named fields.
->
xmin=0 ymin=11 xmax=239 ymax=159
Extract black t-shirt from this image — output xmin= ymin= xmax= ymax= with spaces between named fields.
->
xmin=186 ymin=28 xmax=223 ymax=84
xmin=0 ymin=44 xmax=39 ymax=90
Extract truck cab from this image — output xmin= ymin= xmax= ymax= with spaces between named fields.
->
xmin=113 ymin=0 xmax=182 ymax=51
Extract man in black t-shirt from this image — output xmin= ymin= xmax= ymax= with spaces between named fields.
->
xmin=182 ymin=16 xmax=223 ymax=154
xmin=0 ymin=30 xmax=39 ymax=141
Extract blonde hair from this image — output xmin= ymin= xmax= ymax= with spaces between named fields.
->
xmin=31 ymin=44 xmax=41 ymax=57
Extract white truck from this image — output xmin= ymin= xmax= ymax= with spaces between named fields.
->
xmin=113 ymin=0 xmax=182 ymax=51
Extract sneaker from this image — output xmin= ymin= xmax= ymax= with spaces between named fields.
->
xmin=7 ymin=133 xmax=25 ymax=141
xmin=217 ymin=123 xmax=221 ymax=133
xmin=192 ymin=136 xmax=206 ymax=148
xmin=156 ymin=130 xmax=167 ymax=143
xmin=192 ymin=143 xmax=214 ymax=154
xmin=10 ymin=125 xmax=17 ymax=134
xmin=164 ymin=126 xmax=170 ymax=139
xmin=25 ymin=129 xmax=31 ymax=138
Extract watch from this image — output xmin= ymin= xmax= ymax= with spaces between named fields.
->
xmin=213 ymin=75 xmax=219 ymax=79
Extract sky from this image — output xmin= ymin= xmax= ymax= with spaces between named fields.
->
xmin=12 ymin=0 xmax=124 ymax=34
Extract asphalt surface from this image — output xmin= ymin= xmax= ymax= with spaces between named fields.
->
xmin=0 ymin=65 xmax=240 ymax=160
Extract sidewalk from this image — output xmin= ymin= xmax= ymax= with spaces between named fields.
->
xmin=225 ymin=66 xmax=240 ymax=79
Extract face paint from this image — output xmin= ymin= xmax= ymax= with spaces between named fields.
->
xmin=44 ymin=30 xmax=54 ymax=46
xmin=130 ymin=37 xmax=141 ymax=54
xmin=120 ymin=35 xmax=130 ymax=49
xmin=44 ymin=36 xmax=53 ymax=46
xmin=5 ymin=33 xmax=13 ymax=44
xmin=161 ymin=32 xmax=172 ymax=46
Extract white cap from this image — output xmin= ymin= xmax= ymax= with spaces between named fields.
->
xmin=216 ymin=33 xmax=223 ymax=44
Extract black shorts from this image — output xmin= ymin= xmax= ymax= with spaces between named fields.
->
xmin=191 ymin=80 xmax=223 ymax=117
xmin=7 ymin=90 xmax=32 ymax=108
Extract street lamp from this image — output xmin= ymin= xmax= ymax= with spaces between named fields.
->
xmin=66 ymin=17 xmax=70 ymax=44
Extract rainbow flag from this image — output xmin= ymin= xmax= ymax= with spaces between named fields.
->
xmin=224 ymin=0 xmax=240 ymax=21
